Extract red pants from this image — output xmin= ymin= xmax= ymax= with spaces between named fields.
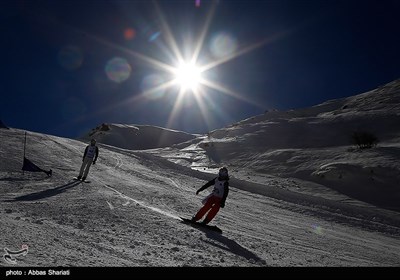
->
xmin=194 ymin=195 xmax=222 ymax=223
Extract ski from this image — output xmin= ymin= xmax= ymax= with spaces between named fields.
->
xmin=72 ymin=177 xmax=90 ymax=183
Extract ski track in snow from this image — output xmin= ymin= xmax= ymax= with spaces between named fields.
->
xmin=95 ymin=150 xmax=184 ymax=220
xmin=106 ymin=201 xmax=114 ymax=210
xmin=101 ymin=182 xmax=180 ymax=220
xmin=112 ymin=154 xmax=123 ymax=169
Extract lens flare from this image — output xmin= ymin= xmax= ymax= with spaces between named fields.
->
xmin=105 ymin=57 xmax=131 ymax=83
xmin=149 ymin=31 xmax=161 ymax=42
xmin=209 ymin=32 xmax=237 ymax=59
xmin=124 ymin=28 xmax=136 ymax=40
xmin=312 ymin=224 xmax=324 ymax=235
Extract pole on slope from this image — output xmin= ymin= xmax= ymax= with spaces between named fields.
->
xmin=23 ymin=131 xmax=27 ymax=175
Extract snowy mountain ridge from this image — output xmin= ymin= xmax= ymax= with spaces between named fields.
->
xmin=80 ymin=123 xmax=200 ymax=150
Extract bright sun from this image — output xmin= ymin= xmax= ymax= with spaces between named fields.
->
xmin=174 ymin=61 xmax=202 ymax=92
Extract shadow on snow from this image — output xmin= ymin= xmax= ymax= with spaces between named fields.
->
xmin=197 ymin=227 xmax=266 ymax=265
xmin=7 ymin=181 xmax=82 ymax=201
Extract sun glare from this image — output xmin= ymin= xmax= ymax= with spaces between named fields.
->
xmin=174 ymin=62 xmax=202 ymax=92
xmin=84 ymin=0 xmax=271 ymax=127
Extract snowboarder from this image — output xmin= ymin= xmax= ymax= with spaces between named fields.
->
xmin=76 ymin=138 xmax=99 ymax=181
xmin=191 ymin=167 xmax=230 ymax=225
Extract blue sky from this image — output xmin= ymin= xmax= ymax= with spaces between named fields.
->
xmin=1 ymin=0 xmax=400 ymax=138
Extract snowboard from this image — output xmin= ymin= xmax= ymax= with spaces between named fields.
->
xmin=180 ymin=217 xmax=222 ymax=234
xmin=73 ymin=177 xmax=91 ymax=183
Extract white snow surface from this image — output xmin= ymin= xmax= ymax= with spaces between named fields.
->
xmin=1 ymin=79 xmax=400 ymax=267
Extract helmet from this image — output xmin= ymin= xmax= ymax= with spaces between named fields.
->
xmin=218 ymin=167 xmax=228 ymax=179
xmin=90 ymin=139 xmax=96 ymax=144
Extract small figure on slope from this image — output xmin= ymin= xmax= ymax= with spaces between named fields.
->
xmin=191 ymin=167 xmax=230 ymax=225
xmin=76 ymin=138 xmax=99 ymax=181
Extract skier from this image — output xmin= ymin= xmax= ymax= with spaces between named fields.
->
xmin=76 ymin=138 xmax=99 ymax=181
xmin=191 ymin=167 xmax=230 ymax=225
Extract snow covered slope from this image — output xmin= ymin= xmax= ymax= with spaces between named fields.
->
xmin=1 ymin=128 xmax=399 ymax=267
xmin=80 ymin=123 xmax=200 ymax=150
xmin=147 ymin=79 xmax=400 ymax=212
